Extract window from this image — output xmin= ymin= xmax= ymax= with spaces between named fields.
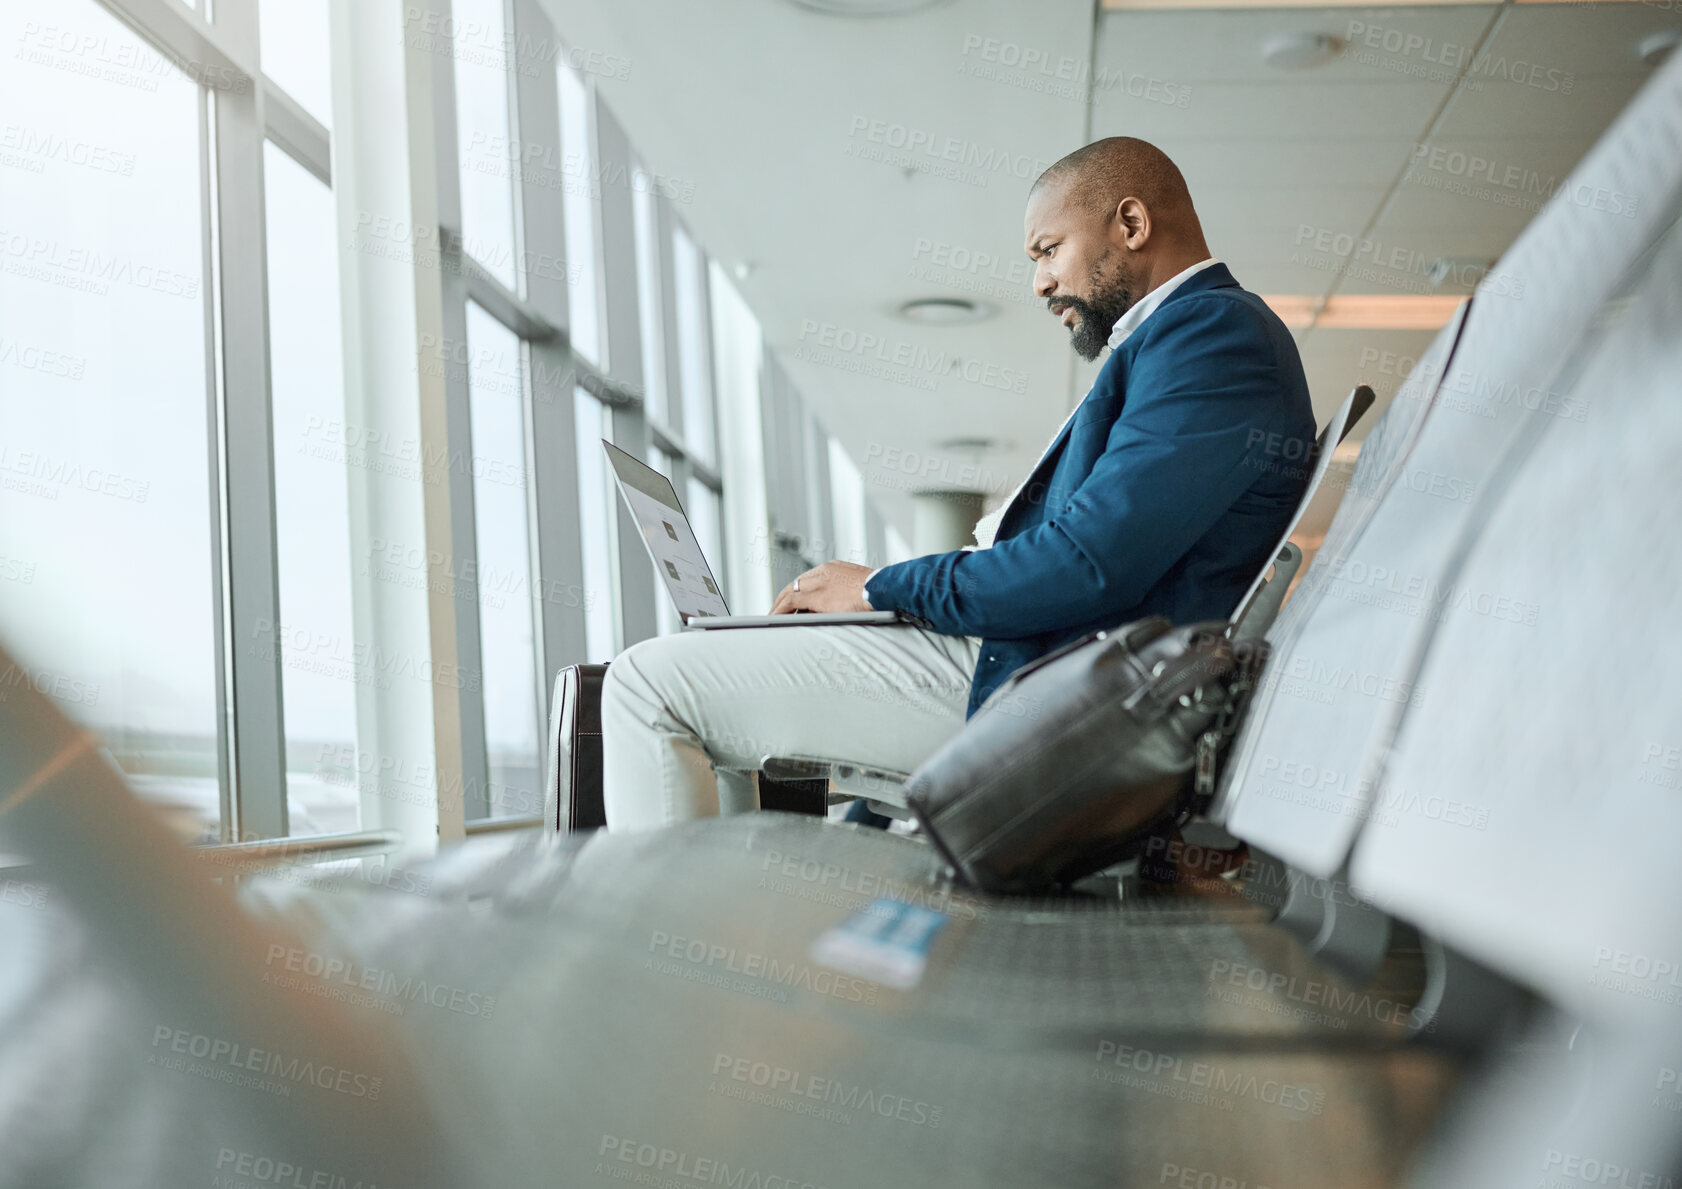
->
xmin=453 ymin=0 xmax=518 ymax=290
xmin=257 ymin=0 xmax=333 ymax=129
xmin=2 ymin=0 xmax=897 ymax=850
xmin=632 ymin=166 xmax=667 ymax=427
xmin=0 ymin=0 xmax=220 ymax=838
xmin=671 ymin=223 xmax=715 ymax=465
xmin=641 ymin=446 xmax=685 ymax=637
xmin=466 ymin=302 xmax=542 ymax=818
xmin=828 ymin=439 xmax=870 ymax=567
xmin=574 ymin=388 xmax=617 ymax=661
xmin=687 ymin=477 xmax=724 ymax=593
xmin=265 ymin=141 xmax=358 ymax=837
xmin=558 ymin=64 xmax=603 ymax=367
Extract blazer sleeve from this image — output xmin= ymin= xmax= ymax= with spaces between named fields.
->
xmin=863 ymin=294 xmax=1296 ymax=639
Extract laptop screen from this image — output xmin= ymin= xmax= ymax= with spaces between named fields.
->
xmin=602 ymin=440 xmax=730 ymax=621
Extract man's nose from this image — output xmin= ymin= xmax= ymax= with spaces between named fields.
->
xmin=1033 ymin=265 xmax=1056 ymax=298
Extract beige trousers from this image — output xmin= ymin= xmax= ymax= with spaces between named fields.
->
xmin=601 ymin=623 xmax=982 ymax=833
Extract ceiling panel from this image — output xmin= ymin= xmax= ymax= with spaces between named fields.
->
xmin=538 ymin=0 xmax=1661 ymax=538
xmin=1474 ymin=2 xmax=1682 ymax=79
xmin=1170 ymin=135 xmax=1425 ymax=194
xmin=1094 ymin=77 xmax=1452 ymax=142
xmin=1094 ymin=5 xmax=1499 ymax=85
xmin=1430 ymin=67 xmax=1647 ymax=139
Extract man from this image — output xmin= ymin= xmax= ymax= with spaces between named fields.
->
xmin=602 ymin=137 xmax=1316 ymax=833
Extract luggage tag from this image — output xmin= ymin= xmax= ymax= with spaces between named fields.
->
xmin=809 ymin=898 xmax=948 ymax=991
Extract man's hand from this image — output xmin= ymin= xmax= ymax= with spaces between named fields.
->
xmin=770 ymin=561 xmax=874 ymax=615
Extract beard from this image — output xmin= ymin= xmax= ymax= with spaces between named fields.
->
xmin=1052 ymin=251 xmax=1138 ymax=362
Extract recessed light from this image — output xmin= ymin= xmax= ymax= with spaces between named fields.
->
xmin=1261 ymin=32 xmax=1345 ymax=69
xmin=1262 ymin=294 xmax=1464 ymax=330
xmin=787 ymin=0 xmax=944 ymax=15
xmin=896 ymin=297 xmax=994 ymax=325
xmin=1639 ymin=29 xmax=1681 ymax=68
xmin=935 ymin=436 xmax=998 ymax=452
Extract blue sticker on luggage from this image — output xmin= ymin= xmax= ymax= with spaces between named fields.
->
xmin=809 ymin=898 xmax=948 ymax=990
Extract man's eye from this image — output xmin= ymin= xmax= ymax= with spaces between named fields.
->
xmin=1045 ymin=245 xmax=1057 ymax=258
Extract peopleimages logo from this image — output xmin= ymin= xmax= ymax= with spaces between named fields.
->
xmin=150 ymin=1026 xmax=382 ymax=1100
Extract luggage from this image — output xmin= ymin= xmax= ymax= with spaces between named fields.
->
xmin=903 ymin=617 xmax=1267 ymax=894
xmin=545 ymin=664 xmax=610 ymax=833
xmin=542 ymin=662 xmax=830 ymax=834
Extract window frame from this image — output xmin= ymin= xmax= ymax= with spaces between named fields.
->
xmin=80 ymin=0 xmax=896 ymax=851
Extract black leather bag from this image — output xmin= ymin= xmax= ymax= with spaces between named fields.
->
xmin=544 ymin=663 xmax=610 ymax=833
xmin=903 ymin=617 xmax=1267 ymax=894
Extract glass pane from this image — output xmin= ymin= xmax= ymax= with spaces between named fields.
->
xmin=632 ymin=169 xmax=666 ymax=426
xmin=686 ymin=477 xmax=723 ymax=599
xmin=264 ymin=141 xmax=358 ymax=837
xmin=453 ymin=0 xmax=517 ymax=290
xmin=671 ymin=224 xmax=714 ymax=464
xmin=258 ymin=0 xmax=333 ymax=130
xmin=558 ymin=64 xmax=602 ymax=367
xmin=645 ymin=448 xmax=680 ymax=636
xmin=0 ymin=0 xmax=218 ymax=838
xmin=828 ymin=439 xmax=869 ymax=566
xmin=573 ymin=389 xmax=616 ymax=661
xmin=466 ymin=302 xmax=541 ymax=818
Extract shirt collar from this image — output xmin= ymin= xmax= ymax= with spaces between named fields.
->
xmin=1106 ymin=257 xmax=1221 ymax=352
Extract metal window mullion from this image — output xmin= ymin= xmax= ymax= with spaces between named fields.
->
xmin=594 ymin=101 xmax=657 ymax=648
xmin=512 ymin=0 xmax=589 ymax=698
xmin=422 ymin=0 xmax=492 ymax=825
xmin=95 ymin=0 xmax=331 ymax=187
xmin=262 ymin=78 xmax=331 ymax=186
xmin=210 ymin=0 xmax=287 ymax=840
xmin=694 ymin=247 xmax=722 ymax=463
xmin=199 ymin=83 xmax=235 ymax=842
xmin=654 ymin=197 xmax=686 ymax=442
xmin=462 ymin=252 xmax=556 ymax=341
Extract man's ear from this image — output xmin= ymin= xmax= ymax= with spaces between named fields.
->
xmin=1115 ymin=196 xmax=1151 ymax=251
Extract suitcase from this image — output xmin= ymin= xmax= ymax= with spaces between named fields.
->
xmin=904 ymin=617 xmax=1267 ymax=894
xmin=545 ymin=664 xmax=610 ymax=833
xmin=542 ymin=662 xmax=829 ymax=834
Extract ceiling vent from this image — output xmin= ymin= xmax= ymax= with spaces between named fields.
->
xmin=1261 ymin=32 xmax=1345 ymax=70
xmin=896 ymin=297 xmax=994 ymax=325
xmin=788 ymin=0 xmax=944 ymax=15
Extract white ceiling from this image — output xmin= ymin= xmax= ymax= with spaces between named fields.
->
xmin=539 ymin=0 xmax=1677 ymax=537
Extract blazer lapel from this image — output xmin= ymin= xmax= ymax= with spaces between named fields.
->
xmin=993 ymin=264 xmax=1242 ymax=541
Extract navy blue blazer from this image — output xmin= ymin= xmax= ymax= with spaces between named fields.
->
xmin=865 ymin=263 xmax=1316 ymax=717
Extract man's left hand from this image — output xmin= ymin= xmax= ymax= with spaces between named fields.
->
xmin=770 ymin=561 xmax=874 ymax=615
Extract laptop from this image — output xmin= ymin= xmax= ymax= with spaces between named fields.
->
xmin=602 ymin=440 xmax=906 ymax=630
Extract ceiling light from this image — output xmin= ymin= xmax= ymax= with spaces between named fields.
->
xmin=1261 ymin=32 xmax=1345 ymax=70
xmin=935 ymin=436 xmax=998 ymax=452
xmin=1639 ymin=29 xmax=1682 ymax=68
xmin=1110 ymin=0 xmax=1487 ymax=8
xmin=895 ymin=297 xmax=994 ymax=325
xmin=787 ymin=0 xmax=944 ymax=15
xmin=1262 ymin=294 xmax=1465 ymax=330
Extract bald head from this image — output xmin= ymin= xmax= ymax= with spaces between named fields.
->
xmin=1030 ymin=137 xmax=1202 ymax=239
xmin=1023 ymin=137 xmax=1211 ymax=360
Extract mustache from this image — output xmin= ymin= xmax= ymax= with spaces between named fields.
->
xmin=1048 ymin=296 xmax=1098 ymax=317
